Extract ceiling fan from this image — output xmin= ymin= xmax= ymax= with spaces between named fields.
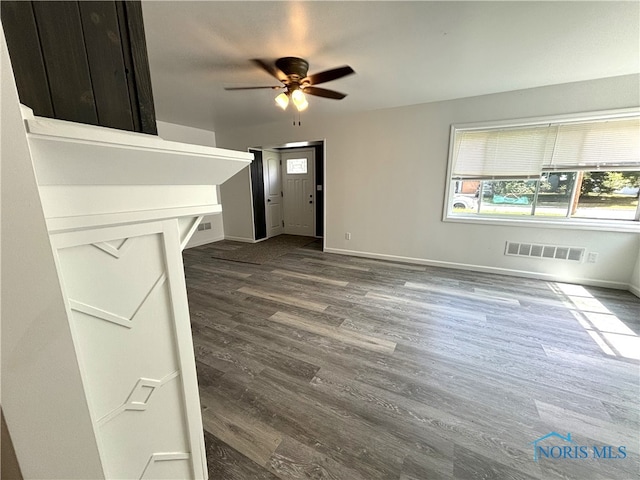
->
xmin=225 ymin=57 xmax=355 ymax=111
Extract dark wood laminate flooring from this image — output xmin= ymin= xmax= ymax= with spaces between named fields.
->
xmin=183 ymin=239 xmax=640 ymax=480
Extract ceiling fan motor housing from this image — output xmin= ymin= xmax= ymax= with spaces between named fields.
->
xmin=225 ymin=57 xmax=353 ymax=101
xmin=276 ymin=57 xmax=309 ymax=81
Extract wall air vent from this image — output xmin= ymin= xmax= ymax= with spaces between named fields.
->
xmin=505 ymin=241 xmax=585 ymax=262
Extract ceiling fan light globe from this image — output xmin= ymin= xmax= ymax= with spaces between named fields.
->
xmin=295 ymin=98 xmax=309 ymax=112
xmin=275 ymin=92 xmax=289 ymax=110
xmin=291 ymin=89 xmax=307 ymax=110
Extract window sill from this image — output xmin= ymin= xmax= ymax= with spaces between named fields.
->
xmin=444 ymin=214 xmax=640 ymax=233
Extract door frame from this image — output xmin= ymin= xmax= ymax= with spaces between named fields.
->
xmin=247 ymin=148 xmax=266 ymax=241
xmin=249 ymin=140 xmax=326 ymax=246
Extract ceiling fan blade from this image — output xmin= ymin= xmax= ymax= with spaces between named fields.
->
xmin=251 ymin=59 xmax=288 ymax=83
xmin=303 ymin=86 xmax=347 ymax=100
xmin=304 ymin=66 xmax=355 ymax=85
xmin=224 ymin=86 xmax=283 ymax=90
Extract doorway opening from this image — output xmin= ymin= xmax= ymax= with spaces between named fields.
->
xmin=249 ymin=140 xmax=325 ymax=248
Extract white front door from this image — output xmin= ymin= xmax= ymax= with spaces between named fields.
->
xmin=281 ymin=148 xmax=315 ymax=236
xmin=263 ymin=149 xmax=284 ymax=238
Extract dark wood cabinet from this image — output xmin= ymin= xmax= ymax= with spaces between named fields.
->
xmin=1 ymin=1 xmax=157 ymax=134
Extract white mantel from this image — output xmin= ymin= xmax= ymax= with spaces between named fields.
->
xmin=23 ymin=105 xmax=252 ymax=235
xmin=26 ymin=109 xmax=245 ymax=187
xmin=2 ymin=39 xmax=251 ymax=478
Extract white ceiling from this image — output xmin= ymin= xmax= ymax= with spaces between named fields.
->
xmin=141 ymin=1 xmax=640 ymax=132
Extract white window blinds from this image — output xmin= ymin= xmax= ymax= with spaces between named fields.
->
xmin=452 ymin=115 xmax=640 ymax=178
xmin=545 ymin=117 xmax=640 ymax=171
xmin=452 ymin=125 xmax=557 ymax=179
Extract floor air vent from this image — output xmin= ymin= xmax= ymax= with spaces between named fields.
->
xmin=505 ymin=241 xmax=585 ymax=262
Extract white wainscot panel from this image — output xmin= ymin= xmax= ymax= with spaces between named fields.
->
xmin=53 ymin=221 xmax=202 ymax=479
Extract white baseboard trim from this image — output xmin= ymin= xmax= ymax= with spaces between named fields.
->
xmin=324 ymin=247 xmax=631 ymax=291
xmin=629 ymin=283 xmax=640 ymax=298
xmin=185 ymin=235 xmax=225 ymax=249
xmin=224 ymin=235 xmax=256 ymax=243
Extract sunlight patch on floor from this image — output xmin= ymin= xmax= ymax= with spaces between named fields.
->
xmin=551 ymin=283 xmax=639 ymax=360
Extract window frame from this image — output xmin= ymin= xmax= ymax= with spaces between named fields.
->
xmin=443 ymin=108 xmax=640 ymax=233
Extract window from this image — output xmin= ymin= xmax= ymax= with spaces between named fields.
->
xmin=286 ymin=158 xmax=307 ymax=174
xmin=445 ymin=111 xmax=640 ymax=230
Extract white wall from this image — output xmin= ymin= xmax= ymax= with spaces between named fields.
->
xmin=220 ymin=167 xmax=255 ymax=242
xmin=630 ymin=243 xmax=640 ymax=297
xmin=1 ymin=26 xmax=104 ymax=478
xmin=156 ymin=120 xmax=216 ymax=147
xmin=215 ymin=74 xmax=640 ymax=289
xmin=156 ymin=121 xmax=224 ymax=246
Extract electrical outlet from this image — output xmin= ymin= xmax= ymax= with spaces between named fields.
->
xmin=345 ymin=232 xmax=351 ymax=240
xmin=587 ymin=252 xmax=599 ymax=263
